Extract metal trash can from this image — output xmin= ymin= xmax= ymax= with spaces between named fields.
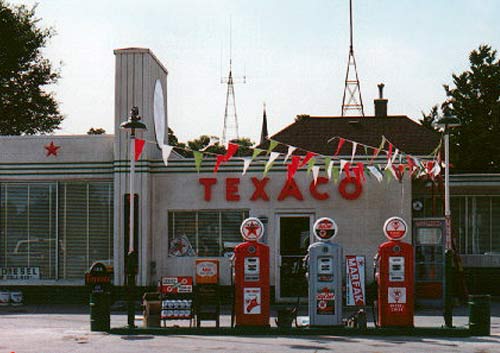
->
xmin=469 ymin=294 xmax=490 ymax=336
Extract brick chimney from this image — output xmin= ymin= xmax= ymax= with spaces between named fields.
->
xmin=374 ymin=83 xmax=388 ymax=117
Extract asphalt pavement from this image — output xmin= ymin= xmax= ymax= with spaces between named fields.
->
xmin=1 ymin=303 xmax=499 ymax=353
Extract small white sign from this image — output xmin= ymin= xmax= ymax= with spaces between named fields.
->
xmin=243 ymin=287 xmax=261 ymax=314
xmin=346 ymin=255 xmax=366 ymax=306
xmin=383 ymin=217 xmax=408 ymax=241
xmin=0 ymin=267 xmax=40 ymax=280
xmin=388 ymin=287 xmax=407 ymax=304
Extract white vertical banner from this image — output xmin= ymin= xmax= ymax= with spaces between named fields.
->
xmin=345 ymin=255 xmax=366 ymax=306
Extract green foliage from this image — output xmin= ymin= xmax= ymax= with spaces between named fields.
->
xmin=424 ymin=45 xmax=500 ymax=172
xmin=0 ymin=1 xmax=63 ymax=135
xmin=87 ymin=127 xmax=106 ymax=135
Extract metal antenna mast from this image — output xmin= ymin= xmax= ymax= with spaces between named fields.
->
xmin=221 ymin=18 xmax=245 ymax=144
xmin=341 ymin=0 xmax=365 ymax=116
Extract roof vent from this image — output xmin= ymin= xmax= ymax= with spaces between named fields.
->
xmin=374 ymin=83 xmax=388 ymax=118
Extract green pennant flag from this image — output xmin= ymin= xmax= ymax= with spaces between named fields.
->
xmin=252 ymin=148 xmax=264 ymax=161
xmin=267 ymin=139 xmax=279 ymax=155
xmin=332 ymin=164 xmax=340 ymax=184
xmin=385 ymin=167 xmax=393 ymax=183
xmin=324 ymin=157 xmax=332 ymax=175
xmin=377 ymin=136 xmax=386 ymax=155
xmin=193 ymin=151 xmax=203 ymax=173
xmin=306 ymin=157 xmax=316 ymax=175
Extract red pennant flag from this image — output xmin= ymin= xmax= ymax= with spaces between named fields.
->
xmin=134 ymin=139 xmax=145 ymax=161
xmin=393 ymin=164 xmax=405 ymax=182
xmin=287 ymin=155 xmax=301 ymax=181
xmin=387 ymin=143 xmax=393 ymax=161
xmin=334 ymin=138 xmax=345 ymax=156
xmin=299 ymin=152 xmax=317 ymax=167
xmin=214 ymin=142 xmax=239 ymax=173
xmin=406 ymin=155 xmax=416 ymax=175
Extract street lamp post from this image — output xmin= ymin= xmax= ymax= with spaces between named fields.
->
xmin=435 ymin=113 xmax=461 ymax=328
xmin=120 ymin=106 xmax=147 ymax=329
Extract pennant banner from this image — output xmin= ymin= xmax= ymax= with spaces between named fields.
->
xmin=161 ymin=144 xmax=173 ymax=166
xmin=193 ymin=151 xmax=203 ymax=172
xmin=135 ymin=139 xmax=146 ymax=161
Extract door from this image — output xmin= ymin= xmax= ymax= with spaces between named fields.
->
xmin=276 ymin=214 xmax=313 ymax=302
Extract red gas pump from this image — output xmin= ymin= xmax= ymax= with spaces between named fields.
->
xmin=233 ymin=217 xmax=270 ymax=327
xmin=375 ymin=217 xmax=414 ymax=327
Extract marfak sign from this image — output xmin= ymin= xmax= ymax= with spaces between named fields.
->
xmin=198 ymin=176 xmax=363 ymax=202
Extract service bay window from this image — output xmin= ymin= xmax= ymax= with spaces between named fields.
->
xmin=168 ymin=210 xmax=250 ymax=257
xmin=0 ymin=182 xmax=113 ymax=281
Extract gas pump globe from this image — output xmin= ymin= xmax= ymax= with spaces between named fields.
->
xmin=307 ymin=217 xmax=343 ymax=326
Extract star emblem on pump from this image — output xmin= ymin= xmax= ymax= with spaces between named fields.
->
xmin=44 ymin=141 xmax=61 ymax=157
xmin=244 ymin=221 xmax=260 ymax=236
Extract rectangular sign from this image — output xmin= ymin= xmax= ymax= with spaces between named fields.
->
xmin=345 ymin=255 xmax=366 ymax=306
xmin=243 ymin=287 xmax=261 ymax=314
xmin=0 ymin=267 xmax=40 ymax=280
xmin=160 ymin=276 xmax=193 ymax=294
xmin=316 ymin=288 xmax=335 ymax=315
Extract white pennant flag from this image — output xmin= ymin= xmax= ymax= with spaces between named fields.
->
xmin=340 ymin=159 xmax=348 ymax=174
xmin=241 ymin=157 xmax=252 ymax=175
xmin=391 ymin=148 xmax=399 ymax=164
xmin=200 ymin=137 xmax=220 ymax=151
xmin=264 ymin=151 xmax=280 ymax=174
xmin=431 ymin=160 xmax=441 ymax=176
xmin=326 ymin=160 xmax=333 ymax=180
xmin=350 ymin=142 xmax=358 ymax=163
xmin=283 ymin=146 xmax=297 ymax=164
xmin=367 ymin=165 xmax=383 ymax=183
xmin=161 ymin=145 xmax=174 ymax=167
xmin=312 ymin=166 xmax=320 ymax=184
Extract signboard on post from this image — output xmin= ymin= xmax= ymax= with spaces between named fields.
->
xmin=160 ymin=276 xmax=193 ymax=294
xmin=240 ymin=217 xmax=264 ymax=242
xmin=383 ymin=217 xmax=408 ymax=241
xmin=345 ymin=255 xmax=366 ymax=306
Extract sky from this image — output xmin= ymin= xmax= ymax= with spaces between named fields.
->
xmin=10 ymin=0 xmax=500 ymax=143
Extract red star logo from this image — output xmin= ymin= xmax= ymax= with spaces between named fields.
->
xmin=244 ymin=221 xmax=260 ymax=237
xmin=45 ymin=141 xmax=60 ymax=157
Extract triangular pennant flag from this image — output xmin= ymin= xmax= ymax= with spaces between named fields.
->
xmin=391 ymin=148 xmax=399 ymax=164
xmin=387 ymin=143 xmax=393 ymax=162
xmin=225 ymin=142 xmax=239 ymax=161
xmin=214 ymin=155 xmax=225 ymax=173
xmin=385 ymin=167 xmax=393 ymax=183
xmin=200 ymin=136 xmax=220 ymax=151
xmin=161 ymin=144 xmax=173 ymax=166
xmin=392 ymin=164 xmax=405 ymax=182
xmin=193 ymin=151 xmax=203 ymax=172
xmin=264 ymin=151 xmax=280 ymax=176
xmin=267 ymin=139 xmax=279 ymax=155
xmin=241 ymin=157 xmax=252 ymax=175
xmin=364 ymin=145 xmax=369 ymax=162
xmin=370 ymin=148 xmax=380 ymax=165
xmin=332 ymin=164 xmax=340 ymax=184
xmin=283 ymin=146 xmax=297 ymax=164
xmin=134 ymin=139 xmax=146 ymax=161
xmin=367 ymin=165 xmax=383 ymax=183
xmin=431 ymin=160 xmax=441 ymax=177
xmin=306 ymin=157 xmax=316 ymax=175
xmin=299 ymin=152 xmax=316 ymax=167
xmin=340 ymin=159 xmax=348 ymax=175
xmin=312 ymin=166 xmax=320 ymax=184
xmin=251 ymin=148 xmax=265 ymax=161
xmin=324 ymin=157 xmax=332 ymax=180
xmin=350 ymin=142 xmax=358 ymax=163
xmin=334 ymin=138 xmax=345 ymax=156
xmin=287 ymin=155 xmax=301 ymax=181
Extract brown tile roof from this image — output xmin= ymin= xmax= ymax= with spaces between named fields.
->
xmin=259 ymin=115 xmax=441 ymax=157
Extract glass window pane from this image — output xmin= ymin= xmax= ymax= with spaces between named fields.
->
xmin=89 ymin=183 xmax=113 ymax=264
xmin=474 ymin=197 xmax=491 ymax=254
xmin=168 ymin=212 xmax=196 ymax=257
xmin=198 ymin=211 xmax=219 ymax=256
xmin=221 ymin=211 xmax=249 ymax=254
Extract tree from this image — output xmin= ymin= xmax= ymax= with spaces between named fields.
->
xmin=0 ymin=1 xmax=63 ymax=135
xmin=421 ymin=45 xmax=500 ymax=172
xmin=87 ymin=128 xmax=106 ymax=135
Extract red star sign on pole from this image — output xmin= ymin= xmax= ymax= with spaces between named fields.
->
xmin=44 ymin=141 xmax=61 ymax=157
xmin=240 ymin=217 xmax=264 ymax=241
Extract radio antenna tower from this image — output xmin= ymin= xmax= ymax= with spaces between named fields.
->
xmin=221 ymin=19 xmax=246 ymax=145
xmin=341 ymin=0 xmax=365 ymax=116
